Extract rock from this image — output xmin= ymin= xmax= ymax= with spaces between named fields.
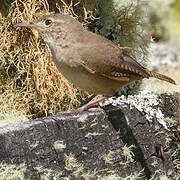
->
xmin=0 ymin=93 xmax=179 ymax=179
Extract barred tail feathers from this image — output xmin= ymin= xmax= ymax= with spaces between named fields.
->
xmin=147 ymin=71 xmax=176 ymax=85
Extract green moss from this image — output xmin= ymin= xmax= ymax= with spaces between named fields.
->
xmin=89 ymin=0 xmax=150 ymax=63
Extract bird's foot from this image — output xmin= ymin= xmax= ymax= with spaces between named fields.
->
xmin=71 ymin=97 xmax=106 ymax=114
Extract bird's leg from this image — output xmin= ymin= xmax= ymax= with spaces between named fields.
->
xmin=73 ymin=96 xmax=106 ymax=114
xmin=83 ymin=96 xmax=106 ymax=110
xmin=80 ymin=94 xmax=96 ymax=106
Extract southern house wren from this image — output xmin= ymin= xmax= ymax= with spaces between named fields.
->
xmin=15 ymin=14 xmax=176 ymax=111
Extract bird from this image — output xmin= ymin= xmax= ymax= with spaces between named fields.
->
xmin=15 ymin=13 xmax=176 ymax=112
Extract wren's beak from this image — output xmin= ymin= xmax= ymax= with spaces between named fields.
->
xmin=14 ymin=21 xmax=35 ymax=28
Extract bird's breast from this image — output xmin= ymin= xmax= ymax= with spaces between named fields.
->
xmin=53 ymin=60 xmax=129 ymax=96
xmin=48 ymin=46 xmax=130 ymax=96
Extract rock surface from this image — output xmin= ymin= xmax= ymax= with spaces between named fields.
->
xmin=0 ymin=93 xmax=179 ymax=179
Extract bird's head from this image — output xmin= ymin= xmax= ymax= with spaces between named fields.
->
xmin=15 ymin=13 xmax=83 ymax=45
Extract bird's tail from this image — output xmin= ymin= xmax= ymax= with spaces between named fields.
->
xmin=147 ymin=70 xmax=176 ymax=85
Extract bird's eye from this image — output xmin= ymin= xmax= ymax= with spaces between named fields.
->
xmin=45 ymin=19 xmax=52 ymax=26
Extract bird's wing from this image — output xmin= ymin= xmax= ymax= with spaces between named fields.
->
xmin=78 ymin=32 xmax=149 ymax=82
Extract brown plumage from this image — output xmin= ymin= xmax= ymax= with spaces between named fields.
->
xmin=15 ymin=14 xmax=176 ymax=97
xmin=146 ymin=70 xmax=176 ymax=84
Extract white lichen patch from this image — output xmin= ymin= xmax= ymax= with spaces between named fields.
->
xmin=123 ymin=170 xmax=143 ymax=180
xmin=150 ymin=170 xmax=169 ymax=180
xmin=34 ymin=166 xmax=62 ymax=180
xmin=103 ymin=145 xmax=135 ymax=166
xmin=63 ymin=153 xmax=145 ymax=179
xmin=53 ymin=140 xmax=66 ymax=152
xmin=77 ymin=114 xmax=89 ymax=123
xmin=0 ymin=111 xmax=29 ymax=127
xmin=0 ymin=162 xmax=64 ymax=180
xmin=101 ymin=90 xmax=168 ymax=129
xmin=34 ymin=166 xmax=53 ymax=180
xmin=99 ymin=170 xmax=143 ymax=180
xmin=82 ymin=146 xmax=88 ymax=151
xmin=64 ymin=153 xmax=119 ymax=179
xmin=64 ymin=153 xmax=80 ymax=171
xmin=85 ymin=132 xmax=103 ymax=138
xmin=122 ymin=144 xmax=135 ymax=164
xmin=0 ymin=163 xmax=26 ymax=180
xmin=90 ymin=122 xmax=98 ymax=127
xmin=104 ymin=150 xmax=117 ymax=165
xmin=64 ymin=153 xmax=95 ymax=179
xmin=98 ymin=174 xmax=120 ymax=180
xmin=164 ymin=117 xmax=175 ymax=127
